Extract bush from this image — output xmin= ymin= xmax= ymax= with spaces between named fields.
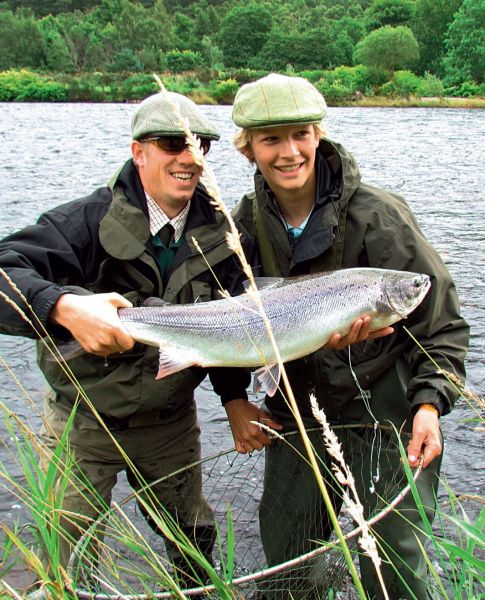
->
xmin=108 ymin=49 xmax=144 ymax=73
xmin=417 ymin=73 xmax=445 ymax=97
xmin=444 ymin=81 xmax=485 ymax=98
xmin=210 ymin=78 xmax=239 ymax=104
xmin=299 ymin=70 xmax=329 ymax=83
xmin=162 ymin=73 xmax=205 ymax=96
xmin=311 ymin=66 xmax=378 ymax=100
xmin=219 ymin=68 xmax=268 ymax=84
xmin=0 ymin=69 xmax=67 ymax=101
xmin=393 ymin=70 xmax=421 ymax=96
xmin=165 ymin=50 xmax=204 ymax=73
xmin=120 ymin=73 xmax=159 ymax=101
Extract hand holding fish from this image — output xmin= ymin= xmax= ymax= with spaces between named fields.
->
xmin=325 ymin=315 xmax=394 ymax=351
xmin=224 ymin=398 xmax=283 ymax=453
xmin=407 ymin=406 xmax=442 ymax=469
xmin=51 ymin=292 xmax=135 ymax=356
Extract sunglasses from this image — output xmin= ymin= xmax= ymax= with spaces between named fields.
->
xmin=141 ymin=135 xmax=211 ymax=156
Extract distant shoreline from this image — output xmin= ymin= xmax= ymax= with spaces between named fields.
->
xmin=335 ymin=96 xmax=485 ymax=109
xmin=3 ymin=97 xmax=484 ymax=109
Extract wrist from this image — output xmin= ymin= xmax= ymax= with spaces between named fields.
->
xmin=418 ymin=402 xmax=440 ymax=416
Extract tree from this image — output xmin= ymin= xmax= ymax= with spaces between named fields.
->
xmin=334 ymin=15 xmax=365 ymax=44
xmin=172 ymin=12 xmax=195 ymax=50
xmin=251 ymin=30 xmax=302 ymax=71
xmin=1 ymin=0 xmax=98 ymax=16
xmin=443 ymin=0 xmax=485 ymax=84
xmin=364 ymin=0 xmax=415 ymax=31
xmin=354 ymin=25 xmax=419 ymax=73
xmin=412 ymin=0 xmax=462 ymax=75
xmin=0 ymin=10 xmax=45 ymax=70
xmin=39 ymin=15 xmax=77 ymax=72
xmin=217 ymin=3 xmax=272 ymax=68
xmin=193 ymin=1 xmax=220 ymax=43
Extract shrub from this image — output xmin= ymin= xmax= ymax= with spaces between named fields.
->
xmin=120 ymin=73 xmax=159 ymax=101
xmin=108 ymin=49 xmax=144 ymax=73
xmin=165 ymin=50 xmax=204 ymax=73
xmin=210 ymin=78 xmax=239 ymax=104
xmin=393 ymin=70 xmax=421 ymax=96
xmin=0 ymin=69 xmax=67 ymax=101
xmin=444 ymin=80 xmax=485 ymax=98
xmin=417 ymin=72 xmax=445 ymax=97
xmin=219 ymin=68 xmax=268 ymax=84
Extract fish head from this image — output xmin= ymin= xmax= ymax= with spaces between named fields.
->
xmin=382 ymin=271 xmax=431 ymax=320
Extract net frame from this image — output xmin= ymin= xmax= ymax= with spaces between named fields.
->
xmin=68 ymin=424 xmax=422 ymax=599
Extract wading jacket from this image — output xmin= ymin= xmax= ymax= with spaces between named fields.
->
xmin=0 ymin=159 xmax=250 ymax=422
xmin=233 ymin=140 xmax=469 ymax=423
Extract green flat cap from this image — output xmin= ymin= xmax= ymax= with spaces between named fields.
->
xmin=232 ymin=73 xmax=327 ymax=129
xmin=131 ymin=91 xmax=220 ymax=141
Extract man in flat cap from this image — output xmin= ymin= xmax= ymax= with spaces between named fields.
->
xmin=0 ymin=90 xmax=258 ymax=588
xmin=227 ymin=73 xmax=469 ymax=599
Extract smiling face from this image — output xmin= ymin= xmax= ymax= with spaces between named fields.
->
xmin=131 ymin=139 xmax=203 ymax=217
xmin=245 ymin=124 xmax=320 ymax=201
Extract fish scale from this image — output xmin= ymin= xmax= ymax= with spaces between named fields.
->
xmin=118 ymin=268 xmax=431 ymax=396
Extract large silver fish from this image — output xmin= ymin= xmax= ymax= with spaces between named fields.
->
xmin=118 ymin=268 xmax=430 ymax=396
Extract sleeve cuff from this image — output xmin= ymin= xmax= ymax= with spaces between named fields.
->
xmin=208 ymin=367 xmax=251 ymax=405
xmin=410 ymin=389 xmax=446 ymax=417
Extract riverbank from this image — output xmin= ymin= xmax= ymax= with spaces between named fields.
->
xmin=1 ymin=68 xmax=484 ymax=108
xmin=338 ymin=96 xmax=485 ymax=108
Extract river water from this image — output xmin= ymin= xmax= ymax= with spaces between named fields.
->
xmin=0 ymin=103 xmax=483 ymax=592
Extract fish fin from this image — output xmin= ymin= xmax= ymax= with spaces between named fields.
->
xmin=142 ymin=297 xmax=171 ymax=307
xmin=243 ymin=277 xmax=284 ymax=292
xmin=254 ymin=363 xmax=282 ymax=397
xmin=156 ymin=348 xmax=195 ymax=379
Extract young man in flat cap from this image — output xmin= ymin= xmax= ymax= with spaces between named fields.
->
xmin=0 ymin=91 xmax=258 ymax=586
xmin=226 ymin=74 xmax=469 ymax=599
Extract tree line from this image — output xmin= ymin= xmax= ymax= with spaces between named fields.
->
xmin=0 ymin=0 xmax=483 ymax=99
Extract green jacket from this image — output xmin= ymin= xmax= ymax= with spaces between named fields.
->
xmin=0 ymin=160 xmax=250 ymax=421
xmin=233 ymin=139 xmax=469 ymax=422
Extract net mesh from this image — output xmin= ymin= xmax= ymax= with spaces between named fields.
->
xmin=71 ymin=425 xmax=415 ymax=599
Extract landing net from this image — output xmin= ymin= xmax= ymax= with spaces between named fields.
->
xmin=70 ymin=425 xmax=419 ymax=599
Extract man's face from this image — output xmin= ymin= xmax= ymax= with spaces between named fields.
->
xmin=132 ymin=137 xmax=204 ymax=215
xmin=245 ymin=124 xmax=320 ymax=199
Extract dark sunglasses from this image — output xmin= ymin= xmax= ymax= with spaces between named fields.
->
xmin=141 ymin=135 xmax=211 ymax=156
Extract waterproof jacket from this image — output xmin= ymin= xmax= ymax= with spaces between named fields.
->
xmin=0 ymin=159 xmax=251 ymax=420
xmin=233 ymin=139 xmax=469 ymax=422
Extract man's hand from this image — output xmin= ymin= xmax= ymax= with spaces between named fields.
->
xmin=326 ymin=315 xmax=394 ymax=351
xmin=224 ymin=398 xmax=283 ymax=454
xmin=50 ymin=292 xmax=135 ymax=356
xmin=407 ymin=406 xmax=442 ymax=469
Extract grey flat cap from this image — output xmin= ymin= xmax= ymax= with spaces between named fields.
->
xmin=131 ymin=91 xmax=220 ymax=140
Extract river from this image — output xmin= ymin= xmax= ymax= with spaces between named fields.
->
xmin=0 ymin=103 xmax=483 ymax=594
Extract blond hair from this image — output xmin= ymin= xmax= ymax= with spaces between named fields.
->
xmin=233 ymin=122 xmax=327 ymax=158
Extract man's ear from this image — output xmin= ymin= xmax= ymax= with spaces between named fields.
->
xmin=242 ymin=146 xmax=254 ymax=163
xmin=131 ymin=140 xmax=146 ymax=168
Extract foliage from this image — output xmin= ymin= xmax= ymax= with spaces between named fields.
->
xmin=364 ymin=0 xmax=415 ymax=31
xmin=445 ymin=80 xmax=485 ymax=98
xmin=418 ymin=72 xmax=445 ymax=97
xmin=39 ymin=15 xmax=77 ymax=73
xmin=209 ymin=78 xmax=238 ymax=104
xmin=0 ymin=10 xmax=45 ymax=71
xmin=354 ymin=25 xmax=419 ymax=73
xmin=217 ymin=3 xmax=272 ymax=68
xmin=164 ymin=49 xmax=204 ymax=73
xmin=0 ymin=69 xmax=67 ymax=101
xmin=412 ymin=0 xmax=463 ymax=77
xmin=0 ymin=0 xmax=483 ymax=91
xmin=442 ymin=0 xmax=485 ymax=85
xmin=313 ymin=65 xmax=379 ymax=100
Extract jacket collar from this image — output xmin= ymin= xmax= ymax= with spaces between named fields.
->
xmin=100 ymin=160 xmax=228 ymax=260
